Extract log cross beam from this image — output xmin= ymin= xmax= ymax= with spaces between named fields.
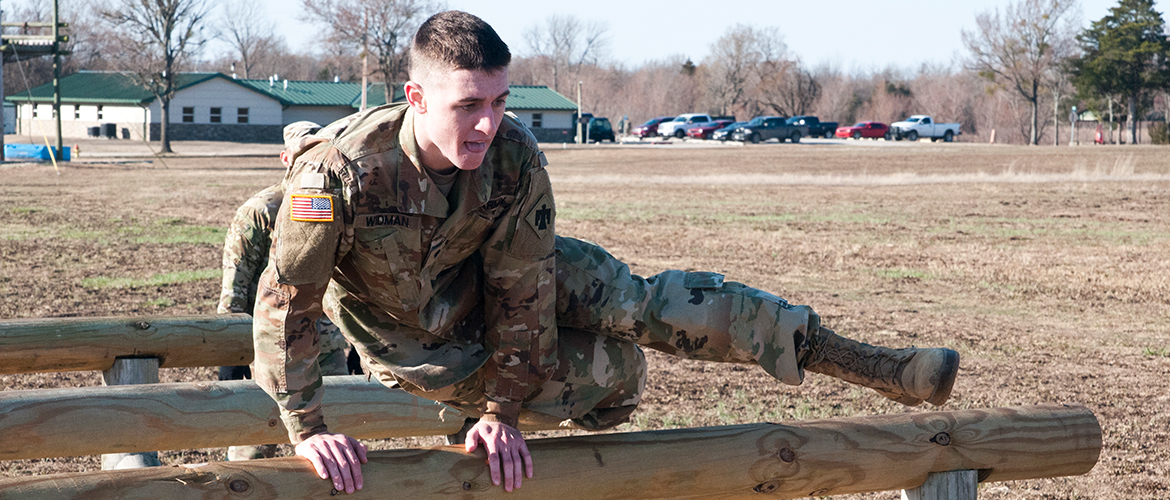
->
xmin=0 ymin=404 xmax=1102 ymax=500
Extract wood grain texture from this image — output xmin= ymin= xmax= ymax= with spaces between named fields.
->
xmin=0 ymin=405 xmax=1101 ymax=499
xmin=0 ymin=376 xmax=469 ymax=460
xmin=100 ymin=358 xmax=163 ymax=470
xmin=901 ymin=470 xmax=977 ymax=500
xmin=0 ymin=314 xmax=253 ymax=374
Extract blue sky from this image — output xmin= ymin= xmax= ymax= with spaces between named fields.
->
xmin=260 ymin=0 xmax=1159 ymax=71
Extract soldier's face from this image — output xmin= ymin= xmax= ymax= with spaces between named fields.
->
xmin=408 ymin=67 xmax=509 ymax=171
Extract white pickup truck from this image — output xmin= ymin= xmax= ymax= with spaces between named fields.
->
xmin=890 ymin=115 xmax=961 ymax=142
xmin=658 ymin=113 xmax=713 ymax=138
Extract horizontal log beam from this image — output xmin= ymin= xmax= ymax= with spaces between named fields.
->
xmin=0 ymin=314 xmax=253 ymax=374
xmin=0 ymin=376 xmax=473 ymax=460
xmin=0 ymin=405 xmax=1101 ymax=499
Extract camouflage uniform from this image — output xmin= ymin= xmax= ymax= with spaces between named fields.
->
xmin=254 ymin=103 xmax=816 ymax=442
xmin=218 ymin=183 xmax=350 ymax=460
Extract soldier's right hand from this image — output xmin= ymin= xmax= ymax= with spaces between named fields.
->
xmin=295 ymin=432 xmax=368 ymax=494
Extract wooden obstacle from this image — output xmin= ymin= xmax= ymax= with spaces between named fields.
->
xmin=0 ymin=404 xmax=1101 ymax=499
xmin=0 ymin=376 xmax=478 ymax=461
xmin=0 ymin=314 xmax=253 ymax=374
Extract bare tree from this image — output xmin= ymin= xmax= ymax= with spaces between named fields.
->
xmin=963 ymin=0 xmax=1079 ymax=145
xmin=219 ymin=1 xmax=280 ymax=79
xmin=302 ymin=0 xmax=442 ymax=103
xmin=702 ymin=25 xmax=764 ymax=117
xmin=523 ymin=15 xmax=609 ymax=94
xmin=100 ymin=0 xmax=214 ymax=153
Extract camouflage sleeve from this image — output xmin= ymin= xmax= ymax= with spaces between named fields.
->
xmin=252 ymin=155 xmax=349 ymax=443
xmin=479 ymin=161 xmax=558 ymax=411
xmin=217 ymin=200 xmax=269 ymax=314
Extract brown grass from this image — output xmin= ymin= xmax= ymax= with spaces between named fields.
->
xmin=2 ymin=141 xmax=1168 ymax=498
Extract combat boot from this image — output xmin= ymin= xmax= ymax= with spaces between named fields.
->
xmin=802 ymin=328 xmax=959 ymax=406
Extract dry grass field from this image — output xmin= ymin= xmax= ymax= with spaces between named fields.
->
xmin=1 ymin=139 xmax=1168 ymax=498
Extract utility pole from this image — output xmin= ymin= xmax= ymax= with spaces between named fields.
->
xmin=576 ymin=81 xmax=582 ymax=144
xmin=51 ymin=0 xmax=62 ymax=158
xmin=360 ymin=34 xmax=368 ymax=111
xmin=1 ymin=0 xmax=6 ymax=162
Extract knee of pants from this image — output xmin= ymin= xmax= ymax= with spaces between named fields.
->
xmin=573 ymin=404 xmax=639 ymax=431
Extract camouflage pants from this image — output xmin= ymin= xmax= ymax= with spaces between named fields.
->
xmin=362 ymin=236 xmax=817 ymax=431
xmin=227 ymin=318 xmax=349 ymax=461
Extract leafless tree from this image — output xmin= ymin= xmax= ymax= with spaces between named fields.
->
xmin=301 ymin=0 xmax=442 ymax=103
xmin=523 ymin=14 xmax=609 ymax=94
xmin=702 ymin=25 xmax=764 ymax=117
xmin=963 ymin=0 xmax=1080 ymax=145
xmin=219 ymin=1 xmax=280 ymax=79
xmin=99 ymin=0 xmax=215 ymax=153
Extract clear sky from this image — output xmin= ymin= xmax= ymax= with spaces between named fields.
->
xmin=259 ymin=0 xmax=1162 ymax=72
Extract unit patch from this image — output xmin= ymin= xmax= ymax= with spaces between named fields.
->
xmin=524 ymin=193 xmax=554 ymax=237
xmin=290 ymin=194 xmax=334 ymax=222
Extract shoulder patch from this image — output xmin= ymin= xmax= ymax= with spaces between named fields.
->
xmin=300 ymin=172 xmax=326 ymax=189
xmin=290 ymin=194 xmax=334 ymax=222
xmin=525 ymin=193 xmax=554 ymax=237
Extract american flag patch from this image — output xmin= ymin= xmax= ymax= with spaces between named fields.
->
xmin=290 ymin=194 xmax=334 ymax=222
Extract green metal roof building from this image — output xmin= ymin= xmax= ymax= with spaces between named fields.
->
xmin=9 ymin=71 xmax=579 ymax=142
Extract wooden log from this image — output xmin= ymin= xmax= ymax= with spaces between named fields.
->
xmin=0 ymin=376 xmax=471 ymax=461
xmin=100 ymin=358 xmax=163 ymax=470
xmin=0 ymin=314 xmax=253 ymax=374
xmin=0 ymin=404 xmax=1101 ymax=500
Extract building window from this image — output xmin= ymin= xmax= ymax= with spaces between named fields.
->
xmin=97 ymin=105 xmax=104 ymax=120
xmin=74 ymin=106 xmax=81 ymax=120
xmin=532 ymin=113 xmax=543 ymax=128
xmin=210 ymin=107 xmax=222 ymax=123
xmin=182 ymin=107 xmax=194 ymax=123
xmin=237 ymin=107 xmax=249 ymax=124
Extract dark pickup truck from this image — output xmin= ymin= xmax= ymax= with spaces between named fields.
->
xmin=787 ymin=115 xmax=838 ymax=139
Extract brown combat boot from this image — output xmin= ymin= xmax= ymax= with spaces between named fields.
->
xmin=802 ymin=328 xmax=959 ymax=406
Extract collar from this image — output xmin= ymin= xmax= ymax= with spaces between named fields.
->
xmin=395 ymin=110 xmax=492 ymax=217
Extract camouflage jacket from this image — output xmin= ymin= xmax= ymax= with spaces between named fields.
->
xmin=217 ymin=182 xmax=349 ymax=355
xmin=253 ymin=103 xmax=558 ymax=442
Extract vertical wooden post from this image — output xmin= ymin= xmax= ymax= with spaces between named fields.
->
xmin=100 ymin=358 xmax=163 ymax=470
xmin=902 ymin=470 xmax=978 ymax=500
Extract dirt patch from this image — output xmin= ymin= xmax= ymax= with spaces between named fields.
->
xmin=1 ymin=143 xmax=1168 ymax=498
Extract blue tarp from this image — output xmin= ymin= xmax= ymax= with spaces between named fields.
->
xmin=5 ymin=143 xmax=71 ymax=162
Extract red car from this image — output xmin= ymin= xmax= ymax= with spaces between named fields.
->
xmin=686 ymin=119 xmax=735 ymax=140
xmin=631 ymin=116 xmax=674 ymax=138
xmin=835 ymin=121 xmax=891 ymax=140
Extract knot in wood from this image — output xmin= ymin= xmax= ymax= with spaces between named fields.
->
xmin=268 ymin=418 xmax=279 ymax=427
xmin=135 ymin=321 xmax=151 ymax=330
xmin=462 ymin=481 xmax=473 ymax=491
xmin=931 ymin=432 xmax=952 ymax=446
xmin=778 ymin=447 xmax=796 ymax=462
xmin=753 ymin=480 xmax=779 ymax=493
xmin=228 ymin=479 xmax=249 ymax=493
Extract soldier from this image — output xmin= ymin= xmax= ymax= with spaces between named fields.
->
xmin=253 ymin=11 xmax=959 ymax=495
xmin=216 ymin=121 xmax=354 ymax=460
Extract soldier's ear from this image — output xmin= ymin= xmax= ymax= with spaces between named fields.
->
xmin=405 ymin=81 xmax=426 ymax=114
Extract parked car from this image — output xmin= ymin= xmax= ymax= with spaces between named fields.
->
xmin=711 ymin=122 xmax=746 ymax=141
xmin=585 ymin=117 xmax=615 ymax=142
xmin=836 ymin=121 xmax=891 ymax=140
xmin=686 ymin=119 xmax=736 ymax=140
xmin=787 ymin=115 xmax=838 ymax=139
xmin=890 ymin=115 xmax=961 ymax=142
xmin=659 ymin=113 xmax=716 ymax=138
xmin=732 ymin=116 xmax=806 ymax=143
xmin=631 ymin=116 xmax=674 ymax=138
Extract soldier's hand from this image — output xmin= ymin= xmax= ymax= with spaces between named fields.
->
xmin=295 ymin=432 xmax=368 ymax=494
xmin=466 ymin=420 xmax=533 ymax=492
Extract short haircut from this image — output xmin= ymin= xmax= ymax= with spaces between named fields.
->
xmin=409 ymin=11 xmax=511 ymax=83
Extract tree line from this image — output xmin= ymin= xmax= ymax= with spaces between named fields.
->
xmin=6 ymin=0 xmax=1170 ymax=146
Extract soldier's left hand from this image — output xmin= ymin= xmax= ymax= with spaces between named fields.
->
xmin=466 ymin=420 xmax=533 ymax=491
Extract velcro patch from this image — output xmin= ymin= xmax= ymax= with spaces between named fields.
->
xmin=290 ymin=194 xmax=334 ymax=222
xmin=524 ymin=193 xmax=554 ymax=237
xmin=300 ymin=172 xmax=326 ymax=189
